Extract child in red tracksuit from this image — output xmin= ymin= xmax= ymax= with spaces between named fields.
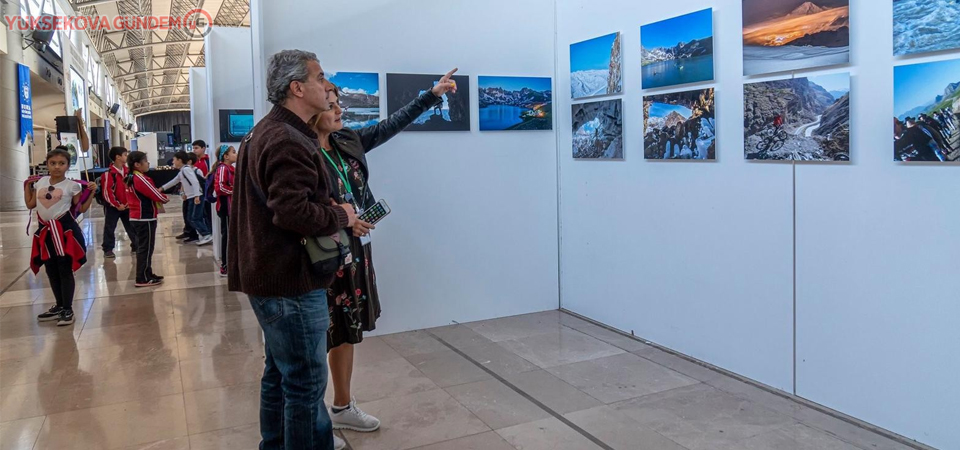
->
xmin=100 ymin=146 xmax=137 ymax=259
xmin=24 ymin=148 xmax=97 ymax=326
xmin=125 ymin=151 xmax=169 ymax=287
xmin=212 ymin=145 xmax=237 ymax=277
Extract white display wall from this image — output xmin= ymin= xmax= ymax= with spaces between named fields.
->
xmin=204 ymin=27 xmax=254 ymax=146
xmin=250 ymin=0 xmax=561 ymax=333
xmin=794 ymin=3 xmax=960 ymax=449
xmin=203 ymin=28 xmax=254 ymax=264
xmin=189 ymin=67 xmax=211 ymax=147
xmin=555 ymin=0 xmax=958 ymax=448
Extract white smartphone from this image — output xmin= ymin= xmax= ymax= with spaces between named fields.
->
xmin=358 ymin=199 xmax=391 ymax=225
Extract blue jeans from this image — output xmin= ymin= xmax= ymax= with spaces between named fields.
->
xmin=187 ymin=199 xmax=210 ymax=236
xmin=249 ymin=289 xmax=334 ymax=450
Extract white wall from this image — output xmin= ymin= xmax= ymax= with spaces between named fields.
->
xmin=794 ymin=1 xmax=960 ymax=448
xmin=557 ymin=0 xmax=795 ymax=392
xmin=189 ymin=67 xmax=211 ymax=145
xmin=251 ymin=0 xmax=560 ymax=333
xmin=556 ymin=0 xmax=958 ymax=448
xmin=204 ymin=28 xmax=254 ymax=262
xmin=204 ymin=27 xmax=254 ymax=146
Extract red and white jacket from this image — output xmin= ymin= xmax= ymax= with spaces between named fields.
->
xmin=127 ymin=171 xmax=169 ymax=221
xmin=213 ymin=163 xmax=235 ymax=212
xmin=195 ymin=154 xmax=211 ymax=177
xmin=100 ymin=164 xmax=129 ymax=209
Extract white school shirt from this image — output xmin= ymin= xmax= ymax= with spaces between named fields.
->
xmin=33 ymin=177 xmax=82 ymax=222
xmin=161 ymin=165 xmax=203 ymax=199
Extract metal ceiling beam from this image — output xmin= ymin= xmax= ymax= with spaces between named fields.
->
xmin=101 ymin=39 xmax=203 ymax=56
xmin=131 ymin=93 xmax=191 ymax=104
xmin=113 ymin=53 xmax=202 ymax=66
xmin=121 ymin=82 xmax=188 ymax=95
xmin=72 ymin=0 xmax=122 ymax=6
xmin=132 ymin=104 xmax=190 ymax=114
xmin=116 ymin=66 xmax=191 ymax=80
xmin=135 ymin=108 xmax=192 ymax=117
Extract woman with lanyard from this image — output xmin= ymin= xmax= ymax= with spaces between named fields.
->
xmin=311 ymin=69 xmax=457 ymax=434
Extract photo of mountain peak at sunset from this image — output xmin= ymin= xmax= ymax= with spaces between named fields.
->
xmin=742 ymin=0 xmax=850 ymax=76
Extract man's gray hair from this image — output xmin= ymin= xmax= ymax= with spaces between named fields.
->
xmin=266 ymin=49 xmax=319 ymax=105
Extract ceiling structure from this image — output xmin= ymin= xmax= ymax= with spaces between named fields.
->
xmin=67 ymin=0 xmax=250 ymax=116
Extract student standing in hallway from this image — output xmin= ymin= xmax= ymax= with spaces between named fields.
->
xmin=126 ymin=151 xmax=170 ymax=287
xmin=162 ymin=151 xmax=212 ymax=246
xmin=25 ymin=148 xmax=97 ymax=326
xmin=100 ymin=146 xmax=137 ymax=259
xmin=212 ymin=144 xmax=236 ymax=277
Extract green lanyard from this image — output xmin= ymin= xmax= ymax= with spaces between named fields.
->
xmin=320 ymin=148 xmax=352 ymax=195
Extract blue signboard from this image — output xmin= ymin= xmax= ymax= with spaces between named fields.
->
xmin=18 ymin=64 xmax=33 ymax=145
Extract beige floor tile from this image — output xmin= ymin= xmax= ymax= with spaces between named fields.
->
xmin=0 ymin=416 xmax=45 ymax=450
xmin=349 ymin=355 xmax=438 ymax=403
xmin=410 ymin=431 xmax=515 ymax=450
xmin=343 ymin=389 xmax=489 ymax=450
xmin=33 ymin=393 xmax=188 ymax=450
xmin=497 ymin=328 xmax=625 ymax=369
xmin=564 ymin=405 xmax=688 ymax=450
xmin=406 ymin=349 xmax=492 ymax=388
xmin=116 ymin=436 xmax=191 ymax=450
xmin=176 ymin=325 xmax=264 ymax=361
xmin=446 ymin=379 xmax=551 ymax=430
xmin=179 ymin=352 xmax=265 ymax=392
xmin=352 ymin=336 xmax=404 ymax=366
xmin=496 ymin=417 xmax=604 ymax=450
xmin=188 ymin=423 xmax=261 ymax=450
xmin=0 ymin=381 xmax=60 ymax=421
xmin=182 ymin=382 xmax=260 ymax=435
xmin=503 ymin=369 xmax=603 ymax=415
xmin=547 ymin=353 xmax=700 ymax=404
xmin=55 ymin=360 xmax=183 ymax=413
xmin=465 ymin=312 xmax=563 ymax=343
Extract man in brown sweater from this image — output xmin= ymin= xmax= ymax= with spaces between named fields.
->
xmin=228 ymin=49 xmax=356 ymax=450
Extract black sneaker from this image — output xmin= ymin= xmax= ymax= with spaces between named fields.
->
xmin=37 ymin=305 xmax=63 ymax=322
xmin=104 ymin=251 xmax=116 ymax=259
xmin=175 ymin=232 xmax=190 ymax=240
xmin=149 ymin=273 xmax=165 ymax=281
xmin=219 ymin=265 xmax=228 ymax=278
xmin=135 ymin=279 xmax=162 ymax=288
xmin=57 ymin=310 xmax=75 ymax=326
xmin=183 ymin=236 xmax=200 ymax=243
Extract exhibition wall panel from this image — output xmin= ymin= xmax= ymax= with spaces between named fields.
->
xmin=204 ymin=27 xmax=254 ymax=146
xmin=204 ymin=28 xmax=254 ymax=266
xmin=794 ymin=1 xmax=960 ymax=447
xmin=556 ymin=0 xmax=796 ymax=391
xmin=250 ymin=0 xmax=560 ymax=333
xmin=188 ymin=67 xmax=210 ymax=146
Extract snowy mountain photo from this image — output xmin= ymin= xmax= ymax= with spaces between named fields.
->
xmin=570 ymin=32 xmax=622 ymax=99
xmin=478 ymin=76 xmax=552 ymax=131
xmin=572 ymin=99 xmax=623 ymax=159
xmin=742 ymin=1 xmax=850 ymax=76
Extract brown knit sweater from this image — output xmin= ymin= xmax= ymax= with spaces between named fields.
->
xmin=227 ymin=105 xmax=349 ymax=297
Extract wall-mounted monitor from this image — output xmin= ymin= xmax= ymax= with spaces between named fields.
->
xmin=219 ymin=109 xmax=254 ymax=142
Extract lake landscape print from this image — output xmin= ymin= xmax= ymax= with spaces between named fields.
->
xmin=742 ymin=0 xmax=850 ymax=76
xmin=328 ymin=72 xmax=380 ymax=130
xmin=641 ymin=9 xmax=714 ymax=90
xmin=478 ymin=76 xmax=552 ymax=131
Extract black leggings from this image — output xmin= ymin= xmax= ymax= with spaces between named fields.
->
xmin=132 ymin=221 xmax=159 ymax=283
xmin=44 ymin=252 xmax=75 ymax=311
xmin=217 ymin=206 xmax=229 ymax=268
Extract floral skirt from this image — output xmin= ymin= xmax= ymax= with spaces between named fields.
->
xmin=327 ymin=240 xmax=381 ymax=351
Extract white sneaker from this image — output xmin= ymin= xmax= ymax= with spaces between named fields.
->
xmin=334 ymin=435 xmax=346 ymax=450
xmin=196 ymin=235 xmax=213 ymax=246
xmin=331 ymin=399 xmax=380 ymax=432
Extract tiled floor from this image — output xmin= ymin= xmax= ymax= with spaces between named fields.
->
xmin=0 ymin=210 xmax=923 ymax=450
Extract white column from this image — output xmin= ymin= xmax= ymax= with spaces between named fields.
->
xmin=0 ymin=11 xmax=30 ymax=212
